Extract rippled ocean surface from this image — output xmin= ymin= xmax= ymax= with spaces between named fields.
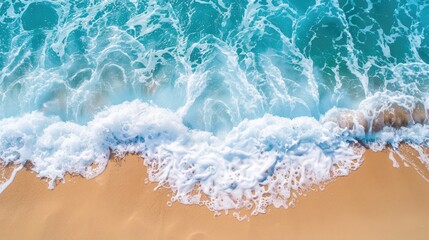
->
xmin=1 ymin=0 xmax=429 ymax=216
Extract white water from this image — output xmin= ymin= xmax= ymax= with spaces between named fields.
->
xmin=1 ymin=92 xmax=429 ymax=216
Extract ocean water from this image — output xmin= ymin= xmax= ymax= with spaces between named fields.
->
xmin=1 ymin=0 xmax=429 ymax=216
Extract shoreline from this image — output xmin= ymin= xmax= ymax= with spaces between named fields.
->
xmin=0 ymin=149 xmax=429 ymax=240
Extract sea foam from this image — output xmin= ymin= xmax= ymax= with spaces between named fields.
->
xmin=1 ymin=94 xmax=428 ymax=216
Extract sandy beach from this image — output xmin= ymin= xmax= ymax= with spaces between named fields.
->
xmin=0 ymin=149 xmax=429 ymax=240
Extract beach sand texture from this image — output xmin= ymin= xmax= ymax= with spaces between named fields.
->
xmin=0 ymin=148 xmax=429 ymax=240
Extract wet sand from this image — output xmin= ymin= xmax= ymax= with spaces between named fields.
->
xmin=0 ymin=149 xmax=429 ymax=240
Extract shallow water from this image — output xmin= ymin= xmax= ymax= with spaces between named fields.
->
xmin=1 ymin=0 xmax=429 ymax=215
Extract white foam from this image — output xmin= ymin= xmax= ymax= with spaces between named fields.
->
xmin=0 ymin=100 xmax=364 ymax=212
xmin=0 ymin=92 xmax=429 ymax=216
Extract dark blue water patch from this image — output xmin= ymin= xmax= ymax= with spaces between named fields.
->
xmin=288 ymin=0 xmax=316 ymax=14
xmin=389 ymin=36 xmax=412 ymax=63
xmin=370 ymin=0 xmax=397 ymax=34
xmin=419 ymin=48 xmax=429 ymax=64
xmin=21 ymin=2 xmax=58 ymax=31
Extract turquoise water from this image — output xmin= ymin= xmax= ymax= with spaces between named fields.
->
xmin=1 ymin=0 xmax=429 ymax=217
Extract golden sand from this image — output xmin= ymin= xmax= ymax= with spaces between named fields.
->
xmin=0 ymin=149 xmax=429 ymax=240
